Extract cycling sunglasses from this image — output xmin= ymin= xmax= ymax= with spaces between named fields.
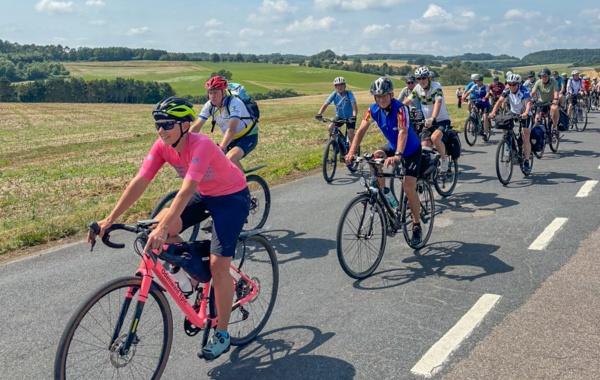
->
xmin=154 ymin=120 xmax=179 ymax=131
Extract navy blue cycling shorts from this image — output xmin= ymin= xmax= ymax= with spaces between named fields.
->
xmin=226 ymin=132 xmax=258 ymax=158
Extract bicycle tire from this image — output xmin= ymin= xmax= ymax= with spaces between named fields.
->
xmin=245 ymin=174 xmax=271 ymax=231
xmin=463 ymin=118 xmax=477 ymax=146
xmin=495 ymin=139 xmax=513 ymax=185
xmin=434 ymin=156 xmax=458 ymax=197
xmin=336 ymin=194 xmax=387 ymax=279
xmin=322 ymin=140 xmax=338 ymax=183
xmin=150 ymin=190 xmax=200 ymax=242
xmin=534 ymin=142 xmax=545 ymax=159
xmin=549 ymin=127 xmax=559 ymax=153
xmin=401 ymin=178 xmax=435 ymax=249
xmin=229 ymin=234 xmax=279 ymax=345
xmin=570 ymin=107 xmax=579 ymax=131
xmin=55 ymin=277 xmax=173 ymax=380
xmin=580 ymin=106 xmax=588 ymax=131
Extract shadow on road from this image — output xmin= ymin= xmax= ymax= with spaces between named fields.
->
xmin=456 ymin=164 xmax=498 ymax=184
xmin=507 ymin=170 xmax=591 ymax=188
xmin=437 ymin=191 xmax=519 ymax=215
xmin=207 ymin=326 xmax=354 ymax=380
xmin=263 ymin=229 xmax=336 ymax=264
xmin=353 ymin=241 xmax=512 ymax=290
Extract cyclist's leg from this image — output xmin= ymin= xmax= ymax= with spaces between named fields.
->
xmin=375 ymin=145 xmax=393 ymax=189
xmin=201 ymin=188 xmax=251 ymax=358
xmin=482 ymin=105 xmax=491 ymax=133
xmin=402 ymin=148 xmax=422 ymax=242
xmin=430 ymin=128 xmax=446 ymax=161
xmin=225 ymin=133 xmax=258 ymax=172
xmin=154 ymin=193 xmax=209 ymax=243
xmin=346 ymin=120 xmax=356 ymax=144
xmin=550 ymin=104 xmax=559 ymax=129
xmin=521 ymin=117 xmax=532 ymax=159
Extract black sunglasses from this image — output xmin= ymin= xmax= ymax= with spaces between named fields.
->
xmin=406 ymin=82 xmax=415 ymax=84
xmin=154 ymin=120 xmax=179 ymax=131
xmin=508 ymin=83 xmax=519 ymax=86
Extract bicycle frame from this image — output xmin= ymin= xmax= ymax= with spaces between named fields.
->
xmin=114 ymin=246 xmax=259 ymax=355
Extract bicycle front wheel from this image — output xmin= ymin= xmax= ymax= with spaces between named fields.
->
xmin=495 ymin=139 xmax=513 ymax=185
xmin=463 ymin=118 xmax=477 ymax=146
xmin=245 ymin=174 xmax=271 ymax=231
xmin=579 ymin=106 xmax=588 ymax=131
xmin=401 ymin=179 xmax=435 ymax=249
xmin=322 ymin=140 xmax=338 ymax=183
xmin=55 ymin=277 xmax=173 ymax=380
xmin=434 ymin=156 xmax=458 ymax=197
xmin=229 ymin=234 xmax=279 ymax=345
xmin=336 ymin=194 xmax=387 ymax=279
xmin=549 ymin=127 xmax=560 ymax=153
xmin=150 ymin=190 xmax=200 ymax=242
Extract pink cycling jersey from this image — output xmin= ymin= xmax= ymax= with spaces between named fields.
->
xmin=138 ymin=133 xmax=247 ymax=197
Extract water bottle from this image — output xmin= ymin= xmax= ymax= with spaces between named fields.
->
xmin=170 ymin=266 xmax=193 ymax=296
xmin=383 ymin=187 xmax=398 ymax=208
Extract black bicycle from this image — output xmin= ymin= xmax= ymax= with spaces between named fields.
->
xmin=150 ymin=165 xmax=271 ymax=241
xmin=568 ymin=94 xmax=588 ymax=132
xmin=532 ymin=102 xmax=560 ymax=158
xmin=318 ymin=116 xmax=360 ymax=183
xmin=493 ymin=115 xmax=534 ymax=185
xmin=463 ymin=101 xmax=492 ymax=146
xmin=336 ymin=153 xmax=436 ymax=279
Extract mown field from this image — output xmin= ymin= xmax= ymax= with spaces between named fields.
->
xmin=0 ymin=89 xmax=467 ymax=256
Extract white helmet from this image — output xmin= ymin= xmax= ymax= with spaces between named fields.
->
xmin=582 ymin=75 xmax=589 ymax=80
xmin=415 ymin=66 xmax=430 ymax=79
xmin=571 ymin=70 xmax=579 ymax=75
xmin=470 ymin=73 xmax=479 ymax=80
xmin=333 ymin=77 xmax=346 ymax=85
xmin=506 ymin=73 xmax=521 ymax=84
xmin=370 ymin=77 xmax=394 ymax=95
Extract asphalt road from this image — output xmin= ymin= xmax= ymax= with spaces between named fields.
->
xmin=1 ymin=112 xmax=599 ymax=380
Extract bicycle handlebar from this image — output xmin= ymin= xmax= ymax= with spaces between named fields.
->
xmin=88 ymin=220 xmax=154 ymax=251
xmin=316 ymin=116 xmax=355 ymax=124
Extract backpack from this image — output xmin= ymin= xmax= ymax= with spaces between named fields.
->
xmin=530 ymin=124 xmax=545 ymax=152
xmin=211 ymin=82 xmax=260 ymax=132
xmin=557 ymin=109 xmax=569 ymax=131
xmin=444 ymin=129 xmax=462 ymax=160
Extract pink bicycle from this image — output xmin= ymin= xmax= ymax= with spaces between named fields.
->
xmin=54 ymin=220 xmax=278 ymax=379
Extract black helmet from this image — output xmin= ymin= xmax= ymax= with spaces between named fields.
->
xmin=152 ymin=97 xmax=196 ymax=122
xmin=493 ymin=76 xmax=499 ymax=81
xmin=370 ymin=77 xmax=394 ymax=95
xmin=552 ymin=70 xmax=559 ymax=75
xmin=526 ymin=70 xmax=535 ymax=78
xmin=539 ymin=68 xmax=551 ymax=76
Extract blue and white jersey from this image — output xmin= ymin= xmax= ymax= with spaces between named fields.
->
xmin=469 ymin=83 xmax=490 ymax=105
xmin=501 ymin=86 xmax=531 ymax=115
xmin=326 ymin=90 xmax=356 ymax=119
xmin=567 ymin=77 xmax=584 ymax=94
xmin=464 ymin=81 xmax=475 ymax=93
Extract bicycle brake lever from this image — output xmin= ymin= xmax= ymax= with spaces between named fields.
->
xmin=88 ymin=221 xmax=100 ymax=252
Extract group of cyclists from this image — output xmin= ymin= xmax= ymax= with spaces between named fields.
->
xmin=85 ymin=62 xmax=596 ymax=362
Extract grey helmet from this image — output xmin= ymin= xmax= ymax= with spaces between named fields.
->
xmin=370 ymin=77 xmax=394 ymax=95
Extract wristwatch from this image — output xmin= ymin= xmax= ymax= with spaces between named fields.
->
xmin=395 ymin=151 xmax=402 ymax=156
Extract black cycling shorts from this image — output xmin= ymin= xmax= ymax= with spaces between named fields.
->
xmin=379 ymin=145 xmax=422 ymax=179
xmin=332 ymin=116 xmax=356 ymax=130
xmin=420 ymin=119 xmax=451 ymax=141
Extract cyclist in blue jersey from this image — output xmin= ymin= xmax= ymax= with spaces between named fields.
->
xmin=552 ymin=71 xmax=565 ymax=107
xmin=462 ymin=74 xmax=491 ymax=139
xmin=316 ymin=76 xmax=358 ymax=143
xmin=345 ymin=77 xmax=424 ymax=245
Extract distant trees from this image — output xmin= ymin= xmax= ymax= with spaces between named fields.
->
xmin=209 ymin=69 xmax=233 ymax=80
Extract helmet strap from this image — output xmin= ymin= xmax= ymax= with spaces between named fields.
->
xmin=171 ymin=123 xmax=188 ymax=149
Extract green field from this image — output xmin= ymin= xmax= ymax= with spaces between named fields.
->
xmin=63 ymin=61 xmax=397 ymax=97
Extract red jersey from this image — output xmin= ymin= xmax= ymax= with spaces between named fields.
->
xmin=488 ymin=82 xmax=505 ymax=99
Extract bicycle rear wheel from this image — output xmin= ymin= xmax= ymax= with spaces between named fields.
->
xmin=463 ymin=118 xmax=477 ymax=146
xmin=495 ymin=139 xmax=513 ymax=185
xmin=55 ymin=277 xmax=173 ymax=380
xmin=401 ymin=179 xmax=435 ymax=249
xmin=229 ymin=234 xmax=278 ymax=345
xmin=578 ymin=106 xmax=588 ymax=131
xmin=150 ymin=190 xmax=201 ymax=242
xmin=549 ymin=127 xmax=560 ymax=153
xmin=245 ymin=174 xmax=271 ymax=231
xmin=434 ymin=156 xmax=458 ymax=197
xmin=322 ymin=140 xmax=338 ymax=183
xmin=336 ymin=194 xmax=387 ymax=279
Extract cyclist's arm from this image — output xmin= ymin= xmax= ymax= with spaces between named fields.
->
xmin=190 ymin=102 xmax=212 ymax=133
xmin=152 ymin=178 xmax=198 ymax=240
xmin=490 ymin=96 xmax=505 ymax=116
xmin=219 ymin=117 xmax=239 ymax=151
xmin=523 ymin=98 xmax=532 ymax=117
xmin=316 ymin=102 xmax=329 ymax=116
xmin=348 ymin=111 xmax=371 ymax=157
xmin=189 ymin=118 xmax=206 ymax=134
xmin=351 ymin=101 xmax=357 ymax=118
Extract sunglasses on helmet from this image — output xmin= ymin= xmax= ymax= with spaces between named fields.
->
xmin=154 ymin=120 xmax=179 ymax=131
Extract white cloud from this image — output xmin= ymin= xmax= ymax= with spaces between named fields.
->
xmin=389 ymin=38 xmax=409 ymax=50
xmin=186 ymin=25 xmax=201 ymax=31
xmin=239 ymin=28 xmax=264 ymax=37
xmin=408 ymin=4 xmax=475 ymax=34
xmin=126 ymin=26 xmax=150 ymax=36
xmin=363 ymin=24 xmax=391 ymax=36
xmin=274 ymin=38 xmax=293 ymax=45
xmin=85 ymin=0 xmax=105 ymax=6
xmin=205 ymin=19 xmax=223 ymax=27
xmin=522 ymin=37 xmax=540 ymax=48
xmin=35 ymin=0 xmax=74 ymax=14
xmin=315 ymin=0 xmax=403 ymax=11
xmin=90 ymin=20 xmax=105 ymax=26
xmin=286 ymin=16 xmax=335 ymax=33
xmin=206 ymin=30 xmax=230 ymax=37
xmin=504 ymin=9 xmax=541 ymax=20
xmin=248 ymin=0 xmax=297 ymax=22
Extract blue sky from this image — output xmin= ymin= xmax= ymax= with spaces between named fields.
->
xmin=2 ymin=0 xmax=599 ymax=58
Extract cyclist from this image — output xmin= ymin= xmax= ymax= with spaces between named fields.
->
xmin=404 ymin=66 xmax=452 ymax=172
xmin=398 ymin=74 xmax=419 ymax=109
xmin=489 ymin=74 xmax=533 ymax=171
xmin=345 ymin=77 xmax=424 ymax=245
xmin=190 ymin=76 xmax=258 ymax=172
xmin=462 ymin=74 xmax=491 ymax=140
xmin=553 ymin=71 xmax=565 ymax=107
xmin=523 ymin=71 xmax=538 ymax=102
xmin=89 ymin=97 xmax=250 ymax=360
xmin=592 ymin=77 xmax=600 ymax=109
xmin=566 ymin=70 xmax=586 ymax=119
xmin=530 ymin=68 xmax=559 ymax=129
xmin=316 ymin=76 xmax=358 ymax=170
xmin=582 ymin=75 xmax=591 ymax=93
xmin=488 ymin=76 xmax=505 ymax=107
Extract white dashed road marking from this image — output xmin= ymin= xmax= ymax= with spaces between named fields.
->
xmin=528 ymin=217 xmax=568 ymax=250
xmin=411 ymin=294 xmax=501 ymax=378
xmin=575 ymin=180 xmax=598 ymax=197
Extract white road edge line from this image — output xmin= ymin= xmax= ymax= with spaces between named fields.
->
xmin=410 ymin=293 xmax=501 ymax=378
xmin=576 ymin=180 xmax=598 ymax=198
xmin=528 ymin=217 xmax=568 ymax=250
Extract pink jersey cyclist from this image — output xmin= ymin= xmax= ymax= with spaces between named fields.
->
xmin=138 ymin=133 xmax=246 ymax=197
